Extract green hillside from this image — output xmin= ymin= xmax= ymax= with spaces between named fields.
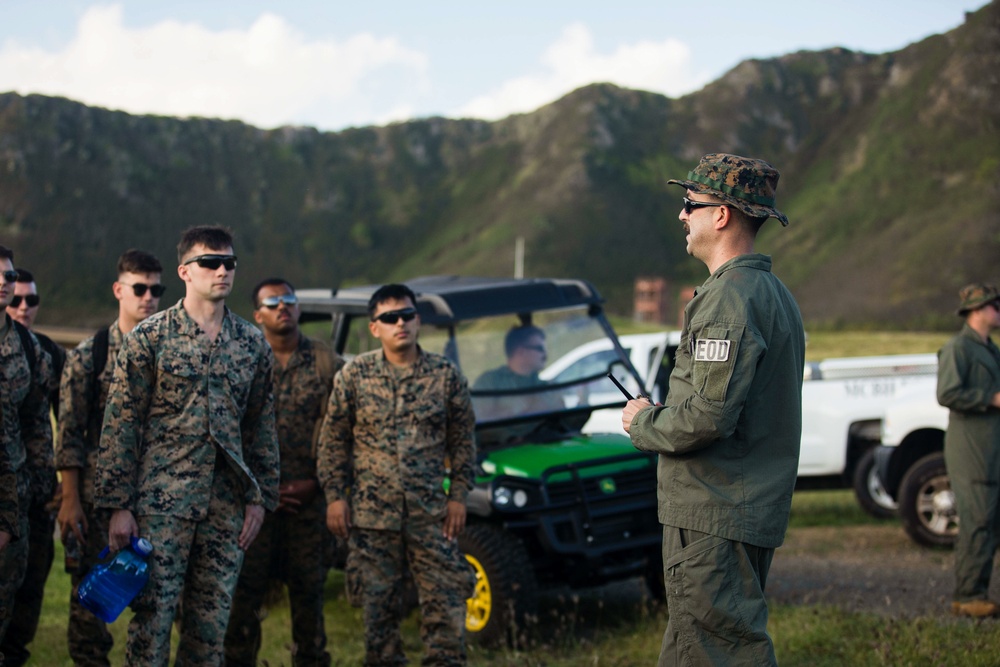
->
xmin=0 ymin=2 xmax=997 ymax=329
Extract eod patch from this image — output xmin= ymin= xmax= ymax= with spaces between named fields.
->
xmin=694 ymin=338 xmax=731 ymax=362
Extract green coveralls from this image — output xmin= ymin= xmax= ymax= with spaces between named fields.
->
xmin=629 ymin=254 xmax=805 ymax=667
xmin=937 ymin=323 xmax=1000 ymax=602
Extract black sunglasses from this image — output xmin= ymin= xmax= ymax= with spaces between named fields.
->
xmin=258 ymin=294 xmax=299 ymax=309
xmin=683 ymin=197 xmax=726 ymax=215
xmin=522 ymin=344 xmax=546 ymax=353
xmin=183 ymin=254 xmax=238 ymax=271
xmin=120 ymin=282 xmax=166 ymax=298
xmin=10 ymin=294 xmax=40 ymax=308
xmin=372 ymin=308 xmax=418 ymax=325
xmin=2 ymin=270 xmax=18 ymax=283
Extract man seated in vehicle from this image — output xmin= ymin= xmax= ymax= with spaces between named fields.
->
xmin=474 ymin=325 xmax=549 ymax=391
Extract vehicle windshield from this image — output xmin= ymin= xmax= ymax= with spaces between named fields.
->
xmin=420 ymin=306 xmax=634 ymax=427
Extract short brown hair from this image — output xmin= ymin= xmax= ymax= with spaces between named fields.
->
xmin=0 ymin=245 xmax=13 ymax=261
xmin=177 ymin=226 xmax=234 ymax=263
xmin=118 ymin=249 xmax=163 ymax=276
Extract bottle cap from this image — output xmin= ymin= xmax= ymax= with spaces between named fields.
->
xmin=130 ymin=536 xmax=154 ymax=557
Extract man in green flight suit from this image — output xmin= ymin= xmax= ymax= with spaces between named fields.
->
xmin=937 ymin=283 xmax=1000 ymax=618
xmin=622 ymin=154 xmax=804 ymax=667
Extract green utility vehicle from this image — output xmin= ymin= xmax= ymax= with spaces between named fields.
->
xmin=299 ymin=276 xmax=664 ymax=645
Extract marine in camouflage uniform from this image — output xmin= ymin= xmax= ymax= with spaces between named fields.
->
xmin=318 ymin=284 xmax=476 ymax=667
xmin=225 ymin=279 xmax=343 ymax=667
xmin=0 ymin=249 xmax=54 ymax=667
xmin=1 ymin=268 xmax=67 ymax=667
xmin=95 ymin=229 xmax=279 ymax=666
xmin=623 ymin=155 xmax=804 ymax=667
xmin=937 ymin=283 xmax=1000 ymax=618
xmin=56 ymin=249 xmax=165 ymax=666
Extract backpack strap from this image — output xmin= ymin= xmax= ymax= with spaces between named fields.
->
xmin=12 ymin=320 xmax=36 ymax=374
xmin=92 ymin=327 xmax=111 ymax=380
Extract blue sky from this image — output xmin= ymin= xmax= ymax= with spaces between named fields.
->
xmin=0 ymin=1 xmax=985 ymax=131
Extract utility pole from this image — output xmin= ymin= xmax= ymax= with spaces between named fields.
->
xmin=514 ymin=236 xmax=524 ymax=279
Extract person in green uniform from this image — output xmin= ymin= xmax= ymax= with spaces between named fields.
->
xmin=937 ymin=283 xmax=1000 ymax=618
xmin=621 ymin=154 xmax=804 ymax=667
xmin=474 ymin=325 xmax=549 ymax=390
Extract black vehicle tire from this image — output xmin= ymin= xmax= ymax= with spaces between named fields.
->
xmin=898 ymin=452 xmax=958 ymax=548
xmin=852 ymin=447 xmax=898 ymax=519
xmin=458 ymin=524 xmax=538 ymax=647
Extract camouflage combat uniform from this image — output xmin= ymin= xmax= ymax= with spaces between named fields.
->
xmin=225 ymin=336 xmax=343 ymax=667
xmin=94 ymin=301 xmax=279 ymax=667
xmin=317 ymin=348 xmax=476 ymax=667
xmin=0 ymin=316 xmax=53 ymax=666
xmin=0 ymin=331 xmax=63 ymax=667
xmin=54 ymin=322 xmax=123 ymax=665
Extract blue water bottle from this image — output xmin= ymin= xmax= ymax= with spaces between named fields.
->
xmin=77 ymin=535 xmax=154 ymax=623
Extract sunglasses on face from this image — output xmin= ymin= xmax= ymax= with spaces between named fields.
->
xmin=10 ymin=294 xmax=40 ymax=308
xmin=522 ymin=344 xmax=546 ymax=353
xmin=120 ymin=282 xmax=166 ymax=298
xmin=258 ymin=294 xmax=299 ymax=309
xmin=183 ymin=254 xmax=238 ymax=271
xmin=683 ymin=197 xmax=726 ymax=215
xmin=1 ymin=270 xmax=18 ymax=283
xmin=371 ymin=308 xmax=417 ymax=325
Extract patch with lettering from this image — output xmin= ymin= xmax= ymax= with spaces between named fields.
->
xmin=693 ymin=338 xmax=731 ymax=362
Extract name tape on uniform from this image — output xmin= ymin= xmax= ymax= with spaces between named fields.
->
xmin=694 ymin=338 xmax=731 ymax=362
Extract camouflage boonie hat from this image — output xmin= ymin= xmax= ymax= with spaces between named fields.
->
xmin=667 ymin=153 xmax=789 ymax=226
xmin=956 ymin=282 xmax=1000 ymax=315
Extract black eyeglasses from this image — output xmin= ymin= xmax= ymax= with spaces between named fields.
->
xmin=258 ymin=294 xmax=299 ymax=309
xmin=1 ymin=270 xmax=18 ymax=283
xmin=522 ymin=344 xmax=546 ymax=353
xmin=372 ymin=308 xmax=417 ymax=324
xmin=183 ymin=254 xmax=238 ymax=271
xmin=10 ymin=294 xmax=40 ymax=308
xmin=120 ymin=282 xmax=166 ymax=298
xmin=683 ymin=197 xmax=726 ymax=215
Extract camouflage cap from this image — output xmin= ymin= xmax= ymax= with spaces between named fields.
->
xmin=667 ymin=153 xmax=789 ymax=226
xmin=956 ymin=282 xmax=1000 ymax=315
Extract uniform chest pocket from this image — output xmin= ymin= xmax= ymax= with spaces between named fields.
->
xmin=226 ymin=363 xmax=255 ymax=407
xmin=410 ymin=401 xmax=447 ymax=448
xmin=156 ymin=351 xmax=202 ymax=391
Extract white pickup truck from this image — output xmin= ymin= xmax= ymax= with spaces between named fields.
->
xmin=542 ymin=332 xmax=938 ymax=518
xmin=877 ymin=387 xmax=954 ymax=547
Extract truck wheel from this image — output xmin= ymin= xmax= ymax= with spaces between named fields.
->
xmin=459 ymin=525 xmax=538 ymax=646
xmin=898 ymin=453 xmax=958 ymax=548
xmin=852 ymin=448 xmax=898 ymax=519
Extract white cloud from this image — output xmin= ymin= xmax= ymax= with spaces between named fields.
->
xmin=452 ymin=23 xmax=709 ymax=121
xmin=0 ymin=4 xmax=429 ymax=130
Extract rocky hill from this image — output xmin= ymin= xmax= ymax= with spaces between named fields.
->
xmin=0 ymin=2 xmax=997 ymax=328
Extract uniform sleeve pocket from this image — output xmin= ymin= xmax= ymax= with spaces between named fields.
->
xmin=690 ymin=325 xmax=740 ymax=403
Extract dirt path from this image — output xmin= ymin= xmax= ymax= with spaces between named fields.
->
xmin=767 ymin=523 xmax=984 ymax=619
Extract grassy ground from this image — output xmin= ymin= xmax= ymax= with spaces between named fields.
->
xmin=26 ymin=491 xmax=1000 ymax=666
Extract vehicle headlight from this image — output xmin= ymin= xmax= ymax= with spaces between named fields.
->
xmin=492 ymin=484 xmax=536 ymax=509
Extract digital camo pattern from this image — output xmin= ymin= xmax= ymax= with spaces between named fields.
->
xmin=56 ymin=322 xmax=122 ymax=503
xmin=125 ymin=461 xmax=245 ymax=666
xmin=350 ymin=525 xmax=473 ymax=667
xmin=273 ymin=337 xmax=343 ymax=483
xmin=667 ymin=153 xmax=789 ymax=226
xmin=56 ymin=322 xmax=123 ymax=666
xmin=225 ymin=336 xmax=341 ymax=667
xmin=0 ymin=317 xmax=53 ymax=514
xmin=95 ymin=301 xmax=279 ymax=518
xmin=226 ymin=495 xmax=331 ymax=667
xmin=317 ymin=348 xmax=476 ymax=530
xmin=66 ymin=504 xmax=113 ymax=666
xmin=0 ymin=316 xmax=52 ymax=663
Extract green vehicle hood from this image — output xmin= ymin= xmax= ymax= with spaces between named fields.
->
xmin=478 ymin=433 xmax=650 ymax=482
